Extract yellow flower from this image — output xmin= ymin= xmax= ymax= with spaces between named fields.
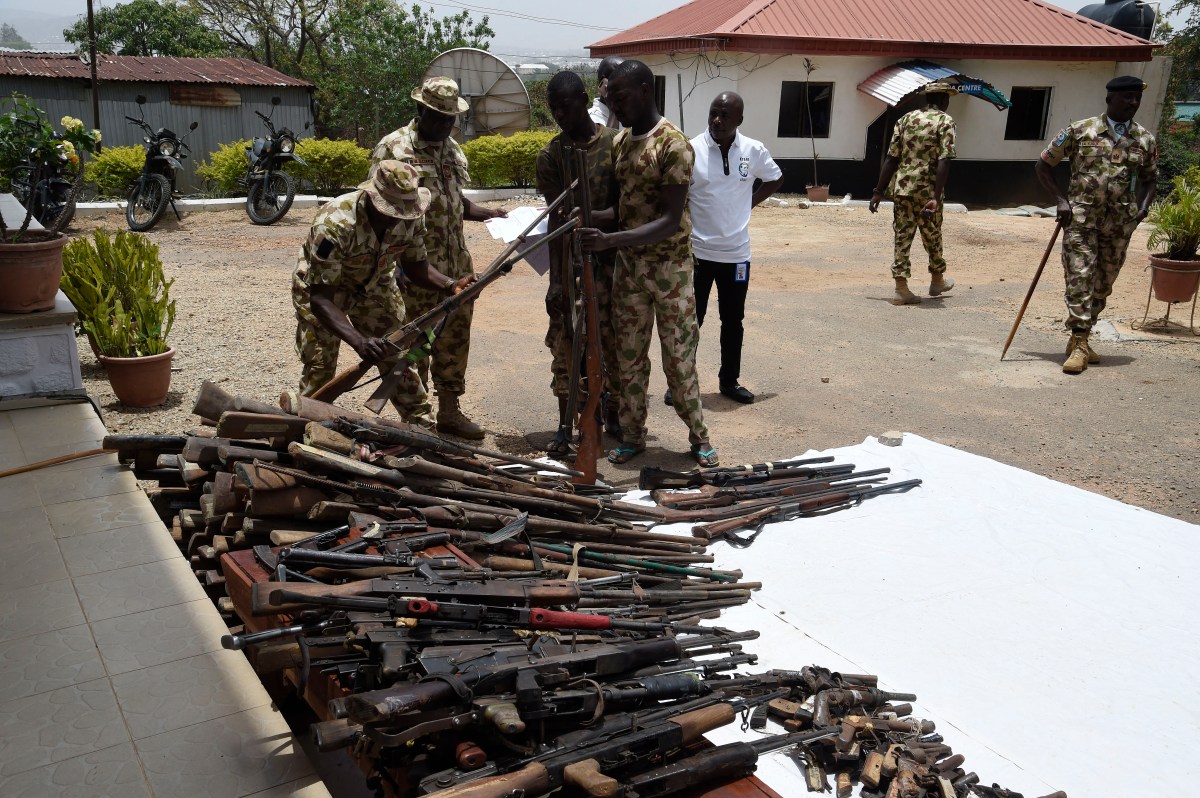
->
xmin=93 ymin=129 xmax=101 ymax=143
xmin=60 ymin=140 xmax=77 ymax=158
xmin=60 ymin=115 xmax=83 ymax=132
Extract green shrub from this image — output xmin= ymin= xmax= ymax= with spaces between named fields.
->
xmin=1155 ymin=126 xmax=1200 ymax=195
xmin=291 ymin=138 xmax=370 ymax=194
xmin=83 ymin=146 xmax=145 ymax=198
xmin=195 ymin=139 xmax=251 ymax=196
xmin=60 ymin=229 xmax=175 ymax=357
xmin=462 ymin=131 xmax=555 ymax=188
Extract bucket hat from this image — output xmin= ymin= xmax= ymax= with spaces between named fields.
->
xmin=358 ymin=160 xmax=431 ymax=220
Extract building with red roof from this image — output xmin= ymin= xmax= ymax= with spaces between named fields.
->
xmin=588 ymin=0 xmax=1168 ymax=203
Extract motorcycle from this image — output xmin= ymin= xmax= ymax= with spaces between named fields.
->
xmin=245 ymin=96 xmax=307 ymax=225
xmin=8 ymin=110 xmax=78 ymax=230
xmin=124 ymin=95 xmax=198 ymax=232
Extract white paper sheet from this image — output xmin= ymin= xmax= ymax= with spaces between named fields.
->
xmin=484 ymin=206 xmax=550 ymax=276
xmin=655 ymin=434 xmax=1200 ymax=798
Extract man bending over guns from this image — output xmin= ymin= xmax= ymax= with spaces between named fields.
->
xmin=292 ymin=161 xmax=475 ymax=427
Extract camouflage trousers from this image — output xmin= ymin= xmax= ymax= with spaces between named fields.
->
xmin=892 ymin=196 xmax=947 ymax=279
xmin=613 ymin=253 xmax=708 ymax=448
xmin=1062 ymin=214 xmax=1138 ymax=332
xmin=403 ymin=257 xmax=474 ymax=399
xmin=545 ymin=250 xmax=619 ymax=399
xmin=295 ymin=287 xmax=434 ymax=425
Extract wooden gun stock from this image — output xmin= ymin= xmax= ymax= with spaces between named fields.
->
xmin=572 ymin=147 xmax=603 ymax=485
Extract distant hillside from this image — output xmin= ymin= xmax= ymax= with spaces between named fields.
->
xmin=0 ymin=7 xmax=75 ymax=53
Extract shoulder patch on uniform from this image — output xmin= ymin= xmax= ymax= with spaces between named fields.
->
xmin=1053 ymin=129 xmax=1068 ymax=147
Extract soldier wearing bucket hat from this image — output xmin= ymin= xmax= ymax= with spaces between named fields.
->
xmin=1035 ymin=75 xmax=1157 ymax=374
xmin=870 ymin=80 xmax=959 ymax=305
xmin=370 ymin=77 xmax=507 ymax=440
xmin=291 ymin=159 xmax=476 ymax=427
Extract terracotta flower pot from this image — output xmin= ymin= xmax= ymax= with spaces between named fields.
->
xmin=806 ymin=185 xmax=830 ymax=203
xmin=1148 ymin=254 xmax=1200 ymax=304
xmin=97 ymin=347 xmax=176 ymax=407
xmin=0 ymin=232 xmax=67 ymax=313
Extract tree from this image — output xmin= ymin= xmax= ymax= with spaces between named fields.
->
xmin=0 ymin=23 xmax=32 ymax=50
xmin=63 ymin=0 xmax=226 ymax=57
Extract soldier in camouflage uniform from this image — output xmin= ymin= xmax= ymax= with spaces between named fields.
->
xmin=1035 ymin=76 xmax=1157 ymax=374
xmin=292 ymin=161 xmax=475 ymax=427
xmin=870 ymin=82 xmax=959 ymax=305
xmin=535 ymin=70 xmax=621 ymax=453
xmin=577 ymin=60 xmax=717 ymax=468
xmin=370 ymin=77 xmax=507 ymax=440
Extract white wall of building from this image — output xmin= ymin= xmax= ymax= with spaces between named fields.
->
xmin=641 ymin=53 xmax=1169 ymax=163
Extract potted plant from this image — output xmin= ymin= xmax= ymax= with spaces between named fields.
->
xmin=1145 ymin=175 xmax=1200 ymax=304
xmin=801 ymin=58 xmax=830 ymax=203
xmin=60 ymin=229 xmax=177 ymax=407
xmin=0 ymin=96 xmax=102 ymax=313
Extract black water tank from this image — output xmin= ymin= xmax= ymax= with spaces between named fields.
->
xmin=1078 ymin=0 xmax=1156 ymax=40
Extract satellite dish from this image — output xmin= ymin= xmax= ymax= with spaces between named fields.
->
xmin=423 ymin=48 xmax=531 ymax=142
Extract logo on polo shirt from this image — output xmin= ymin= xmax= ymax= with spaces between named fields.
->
xmin=738 ymin=159 xmax=750 ymax=178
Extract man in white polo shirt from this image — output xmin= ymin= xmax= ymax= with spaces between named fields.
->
xmin=670 ymin=91 xmax=783 ymax=405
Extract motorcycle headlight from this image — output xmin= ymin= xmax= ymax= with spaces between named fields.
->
xmin=279 ymin=136 xmax=294 ymax=154
xmin=158 ymin=140 xmax=178 ymax=157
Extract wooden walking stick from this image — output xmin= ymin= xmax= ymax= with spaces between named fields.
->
xmin=1000 ymin=221 xmax=1063 ymax=360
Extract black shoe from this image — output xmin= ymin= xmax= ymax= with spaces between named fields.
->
xmin=663 ymin=388 xmax=673 ymax=406
xmin=720 ymin=383 xmax=754 ymax=404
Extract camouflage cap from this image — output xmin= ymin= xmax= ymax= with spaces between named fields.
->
xmin=358 ymin=160 xmax=431 ymax=220
xmin=411 ymin=76 xmax=470 ymax=115
xmin=922 ymin=81 xmax=960 ymax=96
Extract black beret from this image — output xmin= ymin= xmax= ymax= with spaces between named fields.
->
xmin=1106 ymin=75 xmax=1147 ymax=93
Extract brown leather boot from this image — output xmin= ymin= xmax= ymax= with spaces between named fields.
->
xmin=929 ymin=273 xmax=955 ymax=295
xmin=436 ymin=394 xmax=485 ymax=440
xmin=1065 ymin=337 xmax=1100 ymax=363
xmin=1062 ymin=332 xmax=1090 ymax=374
xmin=892 ymin=278 xmax=922 ymax=305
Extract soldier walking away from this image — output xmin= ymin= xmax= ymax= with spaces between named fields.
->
xmin=577 ymin=59 xmax=718 ymax=468
xmin=590 ymin=56 xmax=624 ymax=129
xmin=668 ymin=91 xmax=783 ymax=407
xmin=535 ymin=70 xmax=622 ymax=453
xmin=1034 ymin=75 xmax=1158 ymax=375
xmin=869 ymin=82 xmax=958 ymax=305
xmin=292 ymin=161 xmax=476 ymax=427
xmin=371 ymin=77 xmax=507 ymax=439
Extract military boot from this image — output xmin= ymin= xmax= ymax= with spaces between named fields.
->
xmin=892 ymin=278 xmax=922 ymax=305
xmin=929 ymin=273 xmax=955 ymax=296
xmin=1065 ymin=337 xmax=1100 ymax=364
xmin=1062 ymin=332 xmax=1090 ymax=374
xmin=436 ymin=394 xmax=485 ymax=440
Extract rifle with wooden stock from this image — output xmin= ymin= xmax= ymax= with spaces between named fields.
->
xmin=569 ymin=145 xmax=604 ymax=485
xmin=311 ymin=181 xmax=579 ymax=412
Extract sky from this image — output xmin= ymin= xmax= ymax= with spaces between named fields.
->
xmin=0 ymin=0 xmax=1185 ymax=55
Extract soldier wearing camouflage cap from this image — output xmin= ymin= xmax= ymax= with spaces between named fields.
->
xmin=870 ymin=81 xmax=959 ymax=305
xmin=370 ymin=76 xmax=507 ymax=439
xmin=292 ymin=160 xmax=476 ymax=426
xmin=1035 ymin=75 xmax=1157 ymax=374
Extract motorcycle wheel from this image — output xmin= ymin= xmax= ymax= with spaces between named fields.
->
xmin=33 ymin=195 xmax=77 ymax=231
xmin=246 ymin=171 xmax=296 ymax=225
xmin=126 ymin=173 xmax=171 ymax=232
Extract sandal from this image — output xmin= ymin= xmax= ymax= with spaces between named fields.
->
xmin=691 ymin=443 xmax=720 ymax=467
xmin=607 ymin=445 xmax=645 ymax=465
xmin=546 ymin=430 xmax=571 ymax=456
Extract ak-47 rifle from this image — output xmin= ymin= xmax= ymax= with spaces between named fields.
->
xmin=639 ymin=456 xmax=839 ymax=490
xmin=570 ymin=146 xmax=604 ymax=485
xmin=311 ymin=182 xmax=578 ymax=412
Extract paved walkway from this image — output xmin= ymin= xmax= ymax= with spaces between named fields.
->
xmin=0 ymin=399 xmax=329 ymax=798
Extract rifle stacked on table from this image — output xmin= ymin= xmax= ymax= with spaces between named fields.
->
xmin=93 ymin=382 xmax=1056 ymax=797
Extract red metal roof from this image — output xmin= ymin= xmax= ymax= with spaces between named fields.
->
xmin=0 ymin=52 xmax=312 ymax=87
xmin=589 ymin=0 xmax=1157 ymax=61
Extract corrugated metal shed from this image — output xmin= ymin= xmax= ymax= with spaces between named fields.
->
xmin=589 ymin=0 xmax=1158 ymax=61
xmin=0 ymin=52 xmax=312 ymax=87
xmin=858 ymin=61 xmax=1012 ymax=110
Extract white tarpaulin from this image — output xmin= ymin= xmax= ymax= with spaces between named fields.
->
xmin=643 ymin=434 xmax=1199 ymax=797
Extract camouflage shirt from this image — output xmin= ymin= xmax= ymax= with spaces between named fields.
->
xmin=536 ymin=123 xmax=618 ymax=224
xmin=1041 ymin=115 xmax=1157 ymax=220
xmin=613 ymin=117 xmax=694 ymax=267
xmin=291 ymin=190 xmax=426 ymax=325
xmin=887 ymin=107 xmax=957 ymax=201
xmin=371 ymin=120 xmax=471 ymax=274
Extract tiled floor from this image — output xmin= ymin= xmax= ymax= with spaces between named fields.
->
xmin=0 ymin=401 xmax=331 ymax=798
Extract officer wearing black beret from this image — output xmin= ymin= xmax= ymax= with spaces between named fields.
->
xmin=1034 ymin=75 xmax=1157 ymax=374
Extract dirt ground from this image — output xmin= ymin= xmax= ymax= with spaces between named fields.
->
xmin=70 ymin=198 xmax=1200 ymax=524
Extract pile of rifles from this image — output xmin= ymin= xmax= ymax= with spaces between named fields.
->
xmin=101 ymin=382 xmax=1057 ymax=798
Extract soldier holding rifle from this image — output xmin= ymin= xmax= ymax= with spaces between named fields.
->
xmin=292 ymin=161 xmax=476 ymax=428
xmin=535 ymin=70 xmax=622 ymax=453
